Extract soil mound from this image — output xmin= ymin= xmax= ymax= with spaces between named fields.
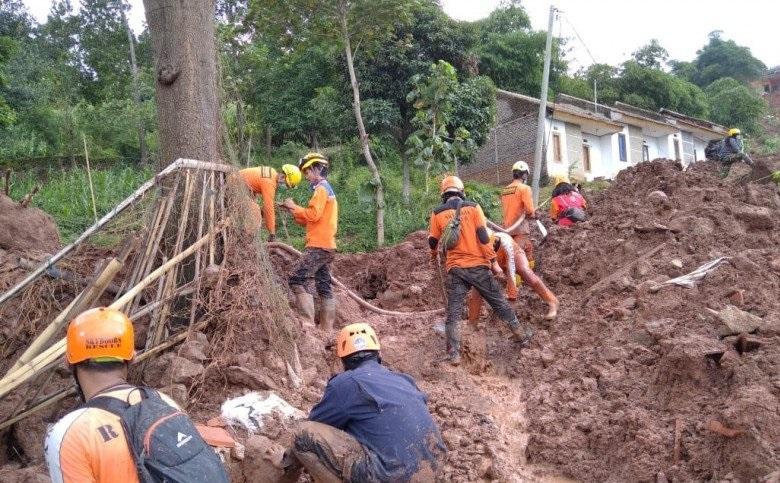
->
xmin=0 ymin=194 xmax=60 ymax=253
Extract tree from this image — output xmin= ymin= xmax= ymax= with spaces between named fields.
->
xmin=142 ymin=0 xmax=221 ymax=167
xmin=249 ymin=0 xmax=416 ymax=247
xmin=689 ymin=31 xmax=766 ymax=86
xmin=120 ymin=1 xmax=147 ymax=163
xmin=618 ymin=61 xmax=708 ymax=117
xmin=632 ymin=39 xmax=668 ymax=69
xmin=705 ymin=77 xmax=766 ymax=134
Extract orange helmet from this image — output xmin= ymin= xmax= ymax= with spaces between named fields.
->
xmin=440 ymin=175 xmax=464 ymax=195
xmin=66 ymin=307 xmax=135 ymax=364
xmin=336 ymin=323 xmax=380 ymax=358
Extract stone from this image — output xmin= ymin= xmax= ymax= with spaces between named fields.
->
xmin=196 ymin=424 xmax=236 ymax=448
xmin=732 ymin=205 xmax=775 ymax=230
xmin=226 ymin=366 xmax=278 ymax=391
xmin=179 ymin=339 xmax=208 ymax=363
xmin=442 ymin=430 xmax=461 ymax=449
xmin=540 ymin=348 xmax=555 ymax=367
xmin=670 ymin=259 xmax=683 ymax=269
xmin=726 ymin=289 xmax=745 ymax=306
xmin=602 ymin=346 xmax=624 ymax=363
xmin=160 ymin=384 xmax=188 ymax=406
xmin=242 ymin=435 xmax=286 ymax=482
xmin=192 ymin=331 xmax=209 ymax=346
xmin=231 ymin=441 xmax=245 ymax=461
xmin=647 ymin=190 xmax=669 ymax=204
xmin=621 ymin=297 xmax=638 ymax=310
xmin=717 ymin=306 xmax=763 ymax=337
xmin=207 ymin=416 xmax=227 ymax=427
xmin=170 ymin=355 xmax=204 ymax=384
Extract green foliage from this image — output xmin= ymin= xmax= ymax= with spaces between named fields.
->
xmin=632 ymin=39 xmax=668 ymax=69
xmin=684 ymin=31 xmax=766 ymax=87
xmin=618 ymin=61 xmax=708 ymax=117
xmin=705 ymin=77 xmax=766 ymax=135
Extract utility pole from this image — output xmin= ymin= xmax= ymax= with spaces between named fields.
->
xmin=531 ymin=5 xmax=557 ymax=205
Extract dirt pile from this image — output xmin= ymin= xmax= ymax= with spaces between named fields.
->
xmin=0 ymin=194 xmax=60 ymax=253
xmin=510 ymin=159 xmax=780 ymax=482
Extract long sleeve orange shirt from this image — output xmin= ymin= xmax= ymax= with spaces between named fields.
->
xmin=428 ymin=199 xmax=495 ymax=271
xmin=239 ymin=166 xmax=278 ymax=234
xmin=500 ymin=180 xmax=535 ymax=235
xmin=293 ymin=180 xmax=338 ymax=250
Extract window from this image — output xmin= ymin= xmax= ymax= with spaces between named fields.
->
xmin=618 ymin=133 xmax=627 ymax=162
xmin=673 ymin=138 xmax=681 ymax=161
xmin=582 ymin=144 xmax=591 ymax=172
xmin=552 ymin=132 xmax=562 ymax=162
xmin=642 ymin=142 xmax=650 ymax=162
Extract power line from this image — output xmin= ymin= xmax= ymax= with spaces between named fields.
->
xmin=560 ymin=13 xmax=599 ymax=66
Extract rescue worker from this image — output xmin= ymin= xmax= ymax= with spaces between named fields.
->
xmin=280 ymin=152 xmax=338 ymax=330
xmin=718 ymin=128 xmax=754 ymax=165
xmin=281 ymin=323 xmax=445 ymax=482
xmin=550 ymin=178 xmax=588 ymax=227
xmin=44 ymin=308 xmax=226 ymax=483
xmin=429 ymin=176 xmax=534 ymax=365
xmin=500 ymin=161 xmax=537 ymax=268
xmin=468 ymin=229 xmax=559 ymax=323
xmin=239 ymin=164 xmax=302 ymax=241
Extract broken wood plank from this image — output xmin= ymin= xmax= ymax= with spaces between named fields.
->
xmin=585 ymin=242 xmax=667 ymax=300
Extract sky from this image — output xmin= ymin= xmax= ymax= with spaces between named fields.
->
xmin=21 ymin=0 xmax=780 ymax=72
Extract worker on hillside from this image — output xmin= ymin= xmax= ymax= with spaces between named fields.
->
xmin=239 ymin=164 xmax=302 ymax=241
xmin=719 ymin=128 xmax=754 ymax=165
xmin=44 ymin=308 xmax=228 ymax=483
xmin=280 ymin=323 xmax=445 ymax=482
xmin=280 ymin=152 xmax=338 ymax=330
xmin=429 ymin=176 xmax=534 ymax=365
xmin=500 ymin=161 xmax=537 ymax=268
xmin=468 ymin=229 xmax=559 ymax=323
xmin=550 ymin=175 xmax=588 ymax=227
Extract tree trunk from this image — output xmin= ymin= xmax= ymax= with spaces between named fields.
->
xmin=402 ymin=153 xmax=410 ymax=204
xmin=142 ymin=0 xmax=221 ymax=168
xmin=340 ymin=11 xmax=385 ymax=247
xmin=236 ymin=97 xmax=246 ymax=161
xmin=265 ymin=125 xmax=272 ymax=161
xmin=122 ymin=4 xmax=147 ymax=164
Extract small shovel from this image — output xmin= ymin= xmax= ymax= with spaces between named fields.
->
xmin=535 ymin=219 xmax=548 ymax=240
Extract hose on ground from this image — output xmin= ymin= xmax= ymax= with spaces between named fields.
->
xmin=266 ymin=242 xmax=445 ymax=317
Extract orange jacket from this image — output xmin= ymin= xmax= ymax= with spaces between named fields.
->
xmin=428 ymin=198 xmax=495 ymax=271
xmin=44 ymin=387 xmax=179 ymax=483
xmin=550 ymin=191 xmax=587 ymax=227
xmin=240 ymin=166 xmax=278 ymax=234
xmin=293 ymin=180 xmax=338 ymax=250
xmin=500 ymin=180 xmax=534 ymax=235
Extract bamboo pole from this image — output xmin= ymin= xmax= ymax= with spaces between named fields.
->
xmin=82 ymin=134 xmax=98 ymax=224
xmin=189 ymin=172 xmax=208 ymax=326
xmin=0 ymin=223 xmax=227 ymax=400
xmin=131 ymin=284 xmax=195 ymax=320
xmin=208 ymin=172 xmax=216 ymax=266
xmin=120 ymin=195 xmax=167 ymax=301
xmin=7 ymin=258 xmax=123 ymax=375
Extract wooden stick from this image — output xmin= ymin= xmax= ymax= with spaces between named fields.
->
xmin=0 ymin=223 xmax=228 ymax=400
xmin=208 ymin=172 xmax=216 ymax=266
xmin=673 ymin=418 xmax=683 ymax=463
xmin=145 ymin=260 xmax=169 ymax=350
xmin=7 ymin=258 xmax=123 ymax=375
xmin=83 ymin=133 xmax=98 ymax=223
xmin=189 ymin=172 xmax=209 ymax=326
xmin=19 ymin=186 xmax=39 ymax=208
xmin=3 ymin=169 xmax=10 ymax=196
xmin=131 ymin=284 xmax=195 ymax=320
xmin=584 ymin=242 xmax=667 ymax=300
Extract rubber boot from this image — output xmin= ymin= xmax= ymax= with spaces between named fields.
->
xmin=291 ymin=285 xmax=315 ymax=324
xmin=317 ymin=297 xmax=336 ymax=331
xmin=510 ymin=323 xmax=534 ymax=347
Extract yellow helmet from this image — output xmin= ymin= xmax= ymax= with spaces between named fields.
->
xmin=299 ymin=152 xmax=329 ymax=171
xmin=552 ymin=174 xmax=570 ymax=186
xmin=336 ymin=323 xmax=380 ymax=358
xmin=728 ymin=128 xmax=741 ymax=137
xmin=281 ymin=164 xmax=302 ymax=188
xmin=512 ymin=161 xmax=530 ymax=172
xmin=440 ymin=175 xmax=464 ymax=194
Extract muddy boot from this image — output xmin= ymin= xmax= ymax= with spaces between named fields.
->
xmin=317 ymin=297 xmax=336 ymax=331
xmin=292 ymin=285 xmax=315 ymax=324
xmin=510 ymin=324 xmax=534 ymax=347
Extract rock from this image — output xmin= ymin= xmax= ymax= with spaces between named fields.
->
xmin=242 ymin=435 xmax=286 ymax=482
xmin=717 ymin=306 xmax=763 ymax=337
xmin=670 ymin=259 xmax=683 ymax=269
xmin=196 ymin=424 xmax=236 ymax=448
xmin=160 ymin=384 xmax=188 ymax=406
xmin=179 ymin=339 xmax=208 ymax=363
xmin=406 ymin=284 xmax=423 ymax=296
xmin=231 ymin=441 xmax=245 ymax=461
xmin=602 ymin=346 xmax=624 ymax=363
xmin=726 ymin=289 xmax=745 ymax=306
xmin=226 ymin=366 xmax=278 ymax=391
xmin=207 ymin=416 xmax=227 ymax=427
xmin=647 ymin=190 xmax=670 ymax=208
xmin=540 ymin=348 xmax=555 ymax=366
xmin=732 ymin=205 xmax=775 ymax=230
xmin=144 ymin=352 xmax=175 ymax=384
xmin=770 ymin=257 xmax=780 ymax=273
xmin=621 ymin=297 xmax=637 ymax=310
xmin=192 ymin=331 xmax=209 ymax=346
xmin=170 ymin=355 xmax=203 ymax=384
xmin=437 ymin=406 xmax=452 ymax=418
xmin=443 ymin=430 xmax=461 ymax=449
xmin=657 ymin=471 xmax=669 ymax=483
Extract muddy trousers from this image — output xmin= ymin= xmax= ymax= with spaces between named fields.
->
xmin=512 ymin=234 xmax=535 ymax=269
xmin=289 ymin=248 xmax=335 ymax=298
xmin=721 ymin=153 xmax=754 ymax=166
xmin=291 ymin=421 xmax=377 ymax=483
xmin=446 ymin=266 xmax=519 ymax=359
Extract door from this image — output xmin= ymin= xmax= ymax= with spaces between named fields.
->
xmin=673 ymin=138 xmax=681 ymax=161
xmin=582 ymin=144 xmax=591 ymax=172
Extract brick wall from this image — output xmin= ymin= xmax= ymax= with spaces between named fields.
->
xmin=461 ymin=94 xmax=539 ymax=186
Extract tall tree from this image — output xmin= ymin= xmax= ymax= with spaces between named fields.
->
xmin=120 ymin=2 xmax=147 ymax=163
xmin=705 ymin=77 xmax=766 ymax=134
xmin=688 ymin=31 xmax=766 ymax=87
xmin=632 ymin=39 xmax=668 ymax=69
xmin=249 ymin=0 xmax=416 ymax=247
xmin=142 ymin=0 xmax=221 ymax=167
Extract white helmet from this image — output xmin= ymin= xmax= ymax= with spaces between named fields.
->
xmin=512 ymin=161 xmax=530 ymax=172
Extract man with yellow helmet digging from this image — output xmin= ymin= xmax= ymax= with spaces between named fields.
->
xmin=280 ymin=152 xmax=338 ymax=330
xmin=429 ymin=175 xmax=534 ymax=365
xmin=45 ymin=308 xmax=228 ymax=483
xmin=280 ymin=323 xmax=445 ymax=482
xmin=239 ymin=164 xmax=302 ymax=242
xmin=706 ymin=128 xmax=754 ymax=166
xmin=468 ymin=229 xmax=559 ymax=324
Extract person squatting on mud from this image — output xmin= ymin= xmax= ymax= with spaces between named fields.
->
xmin=280 ymin=152 xmax=338 ymax=331
xmin=550 ymin=175 xmax=588 ymax=227
xmin=429 ymin=176 xmax=534 ymax=365
xmin=468 ymin=229 xmax=559 ymax=324
xmin=239 ymin=163 xmax=302 ymax=242
xmin=280 ymin=323 xmax=446 ymax=482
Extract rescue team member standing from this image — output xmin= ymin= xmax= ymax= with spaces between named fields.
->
xmin=468 ymin=229 xmax=559 ymax=323
xmin=280 ymin=152 xmax=338 ymax=331
xmin=239 ymin=164 xmax=302 ymax=241
xmin=550 ymin=179 xmax=588 ymax=227
xmin=500 ymin=161 xmax=537 ymax=268
xmin=429 ymin=176 xmax=534 ymax=365
xmin=281 ymin=323 xmax=445 ymax=482
xmin=44 ymin=308 xmax=227 ymax=483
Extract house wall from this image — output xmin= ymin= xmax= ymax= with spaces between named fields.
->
xmin=693 ymin=137 xmax=708 ymax=162
xmin=656 ymin=134 xmax=672 ymax=159
xmin=546 ymin=119 xmax=569 ymax=177
xmin=582 ymin=133 xmax=605 ymax=180
xmin=564 ymin=122 xmax=583 ymax=178
xmin=681 ymin=131 xmax=695 ymax=166
xmin=644 ymin=136 xmax=661 ymax=160
xmin=628 ymin=125 xmax=643 ymax=166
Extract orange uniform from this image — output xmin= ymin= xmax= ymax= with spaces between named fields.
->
xmin=240 ymin=166 xmax=278 ymax=235
xmin=550 ymin=191 xmax=587 ymax=227
xmin=293 ymin=180 xmax=338 ymax=250
xmin=428 ymin=200 xmax=495 ymax=271
xmin=500 ymin=179 xmax=535 ymax=264
xmin=45 ymin=386 xmax=179 ymax=483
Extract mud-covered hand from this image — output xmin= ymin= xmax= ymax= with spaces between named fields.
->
xmin=280 ymin=198 xmax=297 ymax=211
xmin=491 ymin=261 xmax=504 ymax=278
